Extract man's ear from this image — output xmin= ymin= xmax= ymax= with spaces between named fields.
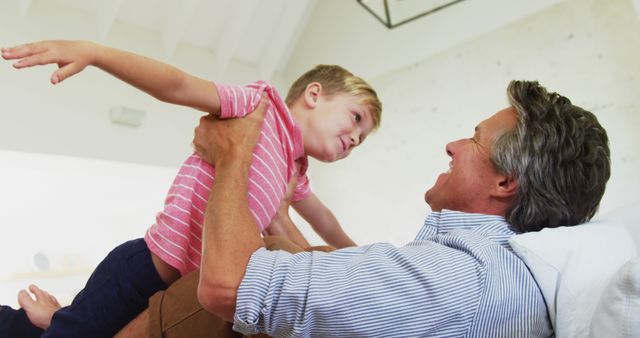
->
xmin=303 ymin=82 xmax=322 ymax=108
xmin=493 ymin=174 xmax=518 ymax=199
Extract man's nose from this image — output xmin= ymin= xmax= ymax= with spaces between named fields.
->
xmin=445 ymin=139 xmax=462 ymax=156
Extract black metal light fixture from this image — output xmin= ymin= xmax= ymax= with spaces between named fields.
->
xmin=357 ymin=0 xmax=466 ymax=29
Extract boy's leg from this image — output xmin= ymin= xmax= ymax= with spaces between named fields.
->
xmin=144 ymin=236 xmax=334 ymax=338
xmin=0 ymin=306 xmax=44 ymax=338
xmin=43 ymin=238 xmax=167 ymax=338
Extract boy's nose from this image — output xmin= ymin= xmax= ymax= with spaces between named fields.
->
xmin=350 ymin=129 xmax=361 ymax=146
xmin=350 ymin=132 xmax=360 ymax=147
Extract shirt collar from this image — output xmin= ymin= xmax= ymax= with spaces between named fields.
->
xmin=415 ymin=209 xmax=517 ymax=244
xmin=291 ymin=123 xmax=305 ymax=161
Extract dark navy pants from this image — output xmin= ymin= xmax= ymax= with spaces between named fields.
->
xmin=45 ymin=238 xmax=167 ymax=338
xmin=0 ymin=238 xmax=167 ymax=338
xmin=0 ymin=306 xmax=43 ymax=338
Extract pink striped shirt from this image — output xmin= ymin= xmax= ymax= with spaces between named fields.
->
xmin=145 ymin=81 xmax=310 ymax=275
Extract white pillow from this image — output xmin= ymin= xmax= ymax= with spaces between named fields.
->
xmin=590 ymin=257 xmax=640 ymax=337
xmin=509 ymin=219 xmax=637 ymax=338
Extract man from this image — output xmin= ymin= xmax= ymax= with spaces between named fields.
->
xmin=10 ymin=80 xmax=611 ymax=337
xmin=144 ymin=80 xmax=609 ymax=337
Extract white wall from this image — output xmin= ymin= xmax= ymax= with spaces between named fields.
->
xmin=284 ymin=0 xmax=566 ymax=81
xmin=1 ymin=0 xmax=639 ymax=307
xmin=304 ymin=0 xmax=640 ymax=246
xmin=0 ymin=150 xmax=176 ymax=306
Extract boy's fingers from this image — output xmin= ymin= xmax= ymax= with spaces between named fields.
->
xmin=12 ymin=52 xmax=57 ymax=69
xmin=52 ymin=63 xmax=81 ymax=84
xmin=2 ymin=42 xmax=47 ymax=59
xmin=11 ymin=57 xmax=37 ymax=69
xmin=1 ymin=47 xmax=12 ymax=60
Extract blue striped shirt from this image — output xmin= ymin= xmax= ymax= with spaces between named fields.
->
xmin=233 ymin=210 xmax=553 ymax=337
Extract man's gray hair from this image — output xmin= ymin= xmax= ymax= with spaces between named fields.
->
xmin=491 ymin=80 xmax=610 ymax=232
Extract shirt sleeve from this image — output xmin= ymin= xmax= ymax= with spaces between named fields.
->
xmin=215 ymin=81 xmax=272 ymax=119
xmin=233 ymin=240 xmax=486 ymax=337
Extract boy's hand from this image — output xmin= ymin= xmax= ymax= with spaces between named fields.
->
xmin=193 ymin=96 xmax=269 ymax=167
xmin=2 ymin=40 xmax=96 ymax=84
xmin=281 ymin=176 xmax=298 ymax=211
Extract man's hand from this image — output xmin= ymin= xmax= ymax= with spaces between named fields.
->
xmin=193 ymin=95 xmax=269 ymax=167
xmin=2 ymin=40 xmax=97 ymax=84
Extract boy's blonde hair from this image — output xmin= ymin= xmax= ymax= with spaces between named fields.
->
xmin=285 ymin=65 xmax=382 ymax=130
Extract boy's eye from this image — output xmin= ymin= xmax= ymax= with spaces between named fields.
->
xmin=353 ymin=112 xmax=362 ymax=122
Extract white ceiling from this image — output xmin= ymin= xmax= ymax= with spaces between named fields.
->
xmin=12 ymin=0 xmax=571 ymax=83
xmin=21 ymin=0 xmax=317 ymax=81
xmin=283 ymin=0 xmax=569 ymax=81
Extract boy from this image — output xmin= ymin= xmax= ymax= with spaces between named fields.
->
xmin=1 ymin=40 xmax=382 ymax=337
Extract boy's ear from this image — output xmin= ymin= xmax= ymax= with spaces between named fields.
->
xmin=304 ymin=82 xmax=322 ymax=108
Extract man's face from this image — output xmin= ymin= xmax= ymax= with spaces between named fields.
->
xmin=424 ymin=107 xmax=518 ymax=213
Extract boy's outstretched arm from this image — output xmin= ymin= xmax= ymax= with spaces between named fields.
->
xmin=292 ymin=193 xmax=357 ymax=248
xmin=1 ymin=40 xmax=220 ymax=114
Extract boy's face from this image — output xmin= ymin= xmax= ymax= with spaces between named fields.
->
xmin=303 ymin=93 xmax=375 ymax=162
